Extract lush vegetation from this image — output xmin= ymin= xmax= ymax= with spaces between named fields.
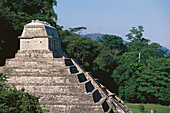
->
xmin=125 ymin=103 xmax=170 ymax=113
xmin=0 ymin=73 xmax=47 ymax=113
xmin=59 ymin=26 xmax=170 ymax=105
xmin=111 ymin=26 xmax=170 ymax=104
xmin=0 ymin=0 xmax=169 ymax=109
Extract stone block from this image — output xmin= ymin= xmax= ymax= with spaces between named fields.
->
xmin=15 ymin=84 xmax=86 ymax=94
xmin=39 ymin=93 xmax=93 ymax=104
xmin=44 ymin=104 xmax=104 ymax=113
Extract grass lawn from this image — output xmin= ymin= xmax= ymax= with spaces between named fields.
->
xmin=124 ymin=103 xmax=170 ymax=113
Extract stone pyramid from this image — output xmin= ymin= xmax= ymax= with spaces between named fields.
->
xmin=0 ymin=20 xmax=132 ymax=113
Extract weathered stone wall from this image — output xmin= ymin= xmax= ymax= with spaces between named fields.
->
xmin=21 ymin=26 xmax=46 ymax=37
xmin=20 ymin=38 xmax=49 ymax=50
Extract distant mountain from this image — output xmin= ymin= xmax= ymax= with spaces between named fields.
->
xmin=122 ymin=40 xmax=129 ymax=44
xmin=81 ymin=33 xmax=170 ymax=54
xmin=81 ymin=33 xmax=129 ymax=43
xmin=81 ymin=33 xmax=104 ymax=40
xmin=160 ymin=47 xmax=170 ymax=54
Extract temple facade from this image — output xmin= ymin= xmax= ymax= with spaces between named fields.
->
xmin=19 ymin=20 xmax=66 ymax=58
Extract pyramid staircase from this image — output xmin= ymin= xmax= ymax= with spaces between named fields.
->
xmin=0 ymin=50 xmax=132 ymax=113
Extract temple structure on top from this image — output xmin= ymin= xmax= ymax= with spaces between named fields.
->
xmin=19 ymin=20 xmax=66 ymax=58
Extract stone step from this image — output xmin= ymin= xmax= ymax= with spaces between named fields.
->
xmin=10 ymin=82 xmax=85 ymax=87
xmin=5 ymin=59 xmax=66 ymax=67
xmin=15 ymin=84 xmax=86 ymax=94
xmin=4 ymin=64 xmax=63 ymax=69
xmin=6 ymin=56 xmax=64 ymax=60
xmin=5 ymin=71 xmax=73 ymax=77
xmin=7 ymin=82 xmax=87 ymax=87
xmin=5 ymin=67 xmax=65 ymax=72
xmin=38 ymin=93 xmax=94 ymax=104
xmin=7 ymin=57 xmax=65 ymax=62
xmin=4 ymin=67 xmax=70 ymax=75
xmin=15 ymin=54 xmax=53 ymax=58
xmin=41 ymin=101 xmax=97 ymax=107
xmin=6 ymin=75 xmax=80 ymax=85
xmin=34 ymin=92 xmax=93 ymax=97
xmin=17 ymin=50 xmax=53 ymax=53
xmin=6 ymin=72 xmax=61 ymax=77
xmin=15 ymin=50 xmax=54 ymax=58
xmin=43 ymin=104 xmax=104 ymax=113
xmin=33 ymin=92 xmax=105 ymax=104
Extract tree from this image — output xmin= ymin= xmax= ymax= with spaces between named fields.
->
xmin=69 ymin=26 xmax=87 ymax=34
xmin=159 ymin=83 xmax=170 ymax=104
xmin=112 ymin=56 xmax=170 ymax=104
xmin=94 ymin=35 xmax=126 ymax=73
xmin=126 ymin=25 xmax=150 ymax=43
xmin=92 ymin=35 xmax=127 ymax=93
xmin=0 ymin=0 xmax=57 ymax=66
xmin=62 ymin=32 xmax=99 ymax=71
xmin=111 ymin=26 xmax=170 ymax=104
xmin=0 ymin=73 xmax=46 ymax=112
xmin=97 ymin=34 xmax=126 ymax=51
xmin=125 ymin=26 xmax=150 ymax=62
xmin=137 ymin=58 xmax=170 ymax=104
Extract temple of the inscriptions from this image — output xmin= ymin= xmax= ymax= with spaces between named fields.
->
xmin=0 ymin=20 xmax=132 ymax=113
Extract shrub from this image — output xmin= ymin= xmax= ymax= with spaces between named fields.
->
xmin=0 ymin=73 xmax=46 ymax=113
xmin=139 ymin=104 xmax=145 ymax=113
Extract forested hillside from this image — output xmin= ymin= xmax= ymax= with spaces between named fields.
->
xmin=58 ymin=26 xmax=170 ymax=105
xmin=0 ymin=0 xmax=169 ymax=107
xmin=82 ymin=33 xmax=170 ymax=53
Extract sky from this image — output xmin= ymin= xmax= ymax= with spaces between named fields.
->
xmin=54 ymin=0 xmax=170 ymax=49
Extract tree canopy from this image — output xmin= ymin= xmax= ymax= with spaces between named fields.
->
xmin=111 ymin=26 xmax=170 ymax=105
xmin=69 ymin=27 xmax=87 ymax=34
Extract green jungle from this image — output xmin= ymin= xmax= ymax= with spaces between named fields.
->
xmin=0 ymin=0 xmax=169 ymax=112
